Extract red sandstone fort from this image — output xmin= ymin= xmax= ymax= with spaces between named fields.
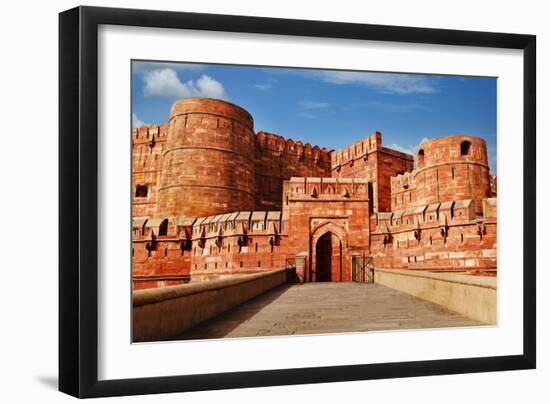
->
xmin=132 ymin=98 xmax=497 ymax=289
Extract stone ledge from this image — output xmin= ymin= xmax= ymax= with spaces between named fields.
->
xmin=133 ymin=267 xmax=289 ymax=307
xmin=374 ymin=268 xmax=496 ymax=324
xmin=133 ymin=267 xmax=292 ymax=341
xmin=374 ymin=268 xmax=497 ymax=289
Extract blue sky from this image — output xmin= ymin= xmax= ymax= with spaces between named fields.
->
xmin=132 ymin=61 xmax=497 ymax=173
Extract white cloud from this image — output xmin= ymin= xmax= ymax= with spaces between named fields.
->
xmin=266 ymin=68 xmax=439 ymax=95
xmin=387 ymin=143 xmax=416 ymax=155
xmin=366 ymin=101 xmax=430 ymax=113
xmin=253 ymin=78 xmax=277 ymax=91
xmin=316 ymin=71 xmax=438 ymax=94
xmin=195 ymin=75 xmax=227 ymax=99
xmin=142 ymin=68 xmax=228 ymax=100
xmin=133 ymin=61 xmax=204 ymax=75
xmin=298 ymin=112 xmax=318 ymax=119
xmin=300 ymin=100 xmax=330 ymax=109
xmin=132 ymin=113 xmax=147 ymax=128
xmin=388 ymin=137 xmax=430 ymax=156
xmin=254 ymin=83 xmax=273 ymax=91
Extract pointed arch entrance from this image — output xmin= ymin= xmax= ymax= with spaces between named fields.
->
xmin=310 ymin=222 xmax=349 ymax=282
xmin=315 ymin=232 xmax=342 ymax=281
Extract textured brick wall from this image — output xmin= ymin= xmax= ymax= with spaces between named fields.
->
xmin=332 ymin=131 xmax=414 ymax=212
xmin=370 ymin=198 xmax=497 ymax=271
xmin=132 ymin=124 xmax=168 ymax=217
xmin=391 ymin=136 xmax=491 ymax=215
xmin=156 ymin=98 xmax=257 ymax=217
xmin=283 ymin=177 xmax=371 ymax=282
xmin=254 ymin=131 xmax=332 ymax=211
xmin=131 ymin=99 xmax=497 ymax=288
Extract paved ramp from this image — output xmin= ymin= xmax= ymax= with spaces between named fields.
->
xmin=173 ymin=283 xmax=482 ymax=340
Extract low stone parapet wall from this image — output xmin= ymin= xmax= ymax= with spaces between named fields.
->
xmin=133 ymin=268 xmax=293 ymax=342
xmin=374 ymin=268 xmax=496 ymax=324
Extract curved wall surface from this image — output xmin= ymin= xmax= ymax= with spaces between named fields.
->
xmin=414 ymin=135 xmax=491 ymax=214
xmin=156 ymin=98 xmax=256 ymax=217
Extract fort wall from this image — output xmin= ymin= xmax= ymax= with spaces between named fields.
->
xmin=254 ymin=131 xmax=332 ymax=210
xmin=131 ymin=98 xmax=497 ymax=289
xmin=391 ymin=136 xmax=491 ymax=215
xmin=132 ymin=124 xmax=168 ymax=217
xmin=370 ymin=198 xmax=497 ymax=271
xmin=331 ymin=131 xmax=414 ymax=212
xmin=156 ymin=98 xmax=257 ymax=217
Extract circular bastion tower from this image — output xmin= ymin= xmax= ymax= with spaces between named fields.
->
xmin=156 ymin=98 xmax=256 ymax=218
xmin=414 ymin=135 xmax=491 ymax=215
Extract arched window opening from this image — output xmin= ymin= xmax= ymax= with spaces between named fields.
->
xmin=135 ymin=184 xmax=148 ymax=198
xmin=158 ymin=219 xmax=168 ymax=236
xmin=460 ymin=140 xmax=471 ymax=156
xmin=417 ymin=149 xmax=425 ymax=166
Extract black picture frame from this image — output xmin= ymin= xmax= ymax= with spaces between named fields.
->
xmin=59 ymin=6 xmax=536 ymax=398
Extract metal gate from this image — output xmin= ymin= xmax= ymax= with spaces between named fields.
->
xmin=351 ymin=254 xmax=374 ymax=283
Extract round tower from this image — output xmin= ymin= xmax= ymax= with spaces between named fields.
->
xmin=414 ymin=135 xmax=491 ymax=215
xmin=156 ymin=98 xmax=256 ymax=217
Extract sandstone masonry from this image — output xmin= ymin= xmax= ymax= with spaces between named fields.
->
xmin=132 ymin=98 xmax=497 ymax=289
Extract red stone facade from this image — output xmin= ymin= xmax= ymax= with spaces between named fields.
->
xmin=132 ymin=98 xmax=497 ymax=289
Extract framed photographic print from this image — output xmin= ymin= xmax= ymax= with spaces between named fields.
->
xmin=59 ymin=6 xmax=536 ymax=398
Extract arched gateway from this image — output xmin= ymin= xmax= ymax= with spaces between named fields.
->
xmin=310 ymin=222 xmax=350 ymax=282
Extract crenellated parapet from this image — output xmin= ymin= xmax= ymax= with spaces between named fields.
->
xmin=132 ymin=123 xmax=169 ymax=144
xmin=372 ymin=198 xmax=492 ymax=234
xmin=130 ymin=98 xmax=498 ymax=286
xmin=331 ymin=131 xmax=382 ymax=169
xmin=286 ymin=177 xmax=369 ymax=201
xmin=390 ymin=171 xmax=418 ymax=210
xmin=331 ymin=131 xmax=413 ymax=213
xmin=133 ymin=210 xmax=284 ymax=246
xmin=369 ymin=197 xmax=497 ymax=271
xmin=254 ymin=131 xmax=333 ymax=211
xmin=132 ymin=123 xmax=170 ymax=217
xmin=255 ymin=131 xmax=331 ymax=164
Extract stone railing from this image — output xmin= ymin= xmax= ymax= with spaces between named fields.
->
xmin=133 ymin=267 xmax=294 ymax=342
xmin=374 ymin=268 xmax=496 ymax=324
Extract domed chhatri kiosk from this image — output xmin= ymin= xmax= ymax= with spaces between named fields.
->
xmin=131 ymin=98 xmax=497 ymax=289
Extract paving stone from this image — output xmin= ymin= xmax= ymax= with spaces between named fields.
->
xmin=173 ymin=283 xmax=481 ymax=340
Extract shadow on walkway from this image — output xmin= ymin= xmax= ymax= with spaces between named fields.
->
xmin=171 ymin=284 xmax=294 ymax=341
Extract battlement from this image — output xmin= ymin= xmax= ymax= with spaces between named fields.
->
xmin=132 ymin=210 xmax=284 ymax=241
xmin=372 ymin=197 xmax=495 ymax=234
xmin=286 ymin=177 xmax=369 ymax=200
xmin=391 ymin=170 xmax=417 ymax=193
xmin=256 ymin=131 xmax=332 ymax=163
xmin=132 ymin=123 xmax=169 ymax=144
xmin=331 ymin=131 xmax=382 ymax=168
xmin=131 ymin=98 xmax=498 ymax=287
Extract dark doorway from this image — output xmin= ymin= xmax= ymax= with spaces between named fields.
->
xmin=312 ymin=232 xmax=342 ymax=282
xmin=315 ymin=232 xmax=334 ymax=281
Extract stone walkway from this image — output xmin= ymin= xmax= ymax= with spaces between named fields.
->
xmin=174 ymin=283 xmax=482 ymax=341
